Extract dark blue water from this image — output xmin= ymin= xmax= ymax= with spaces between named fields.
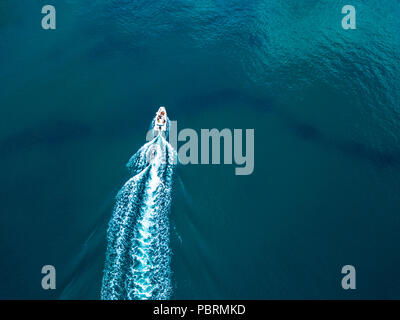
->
xmin=1 ymin=1 xmax=400 ymax=299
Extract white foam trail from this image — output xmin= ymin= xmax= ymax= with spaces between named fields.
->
xmin=101 ymin=133 xmax=176 ymax=300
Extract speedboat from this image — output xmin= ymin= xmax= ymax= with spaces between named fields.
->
xmin=154 ymin=106 xmax=167 ymax=132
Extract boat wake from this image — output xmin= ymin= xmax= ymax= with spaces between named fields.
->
xmin=101 ymin=122 xmax=176 ymax=300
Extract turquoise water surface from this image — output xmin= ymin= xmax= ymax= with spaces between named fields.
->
xmin=0 ymin=1 xmax=400 ymax=299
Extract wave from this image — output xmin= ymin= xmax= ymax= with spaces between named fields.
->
xmin=101 ymin=130 xmax=177 ymax=300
